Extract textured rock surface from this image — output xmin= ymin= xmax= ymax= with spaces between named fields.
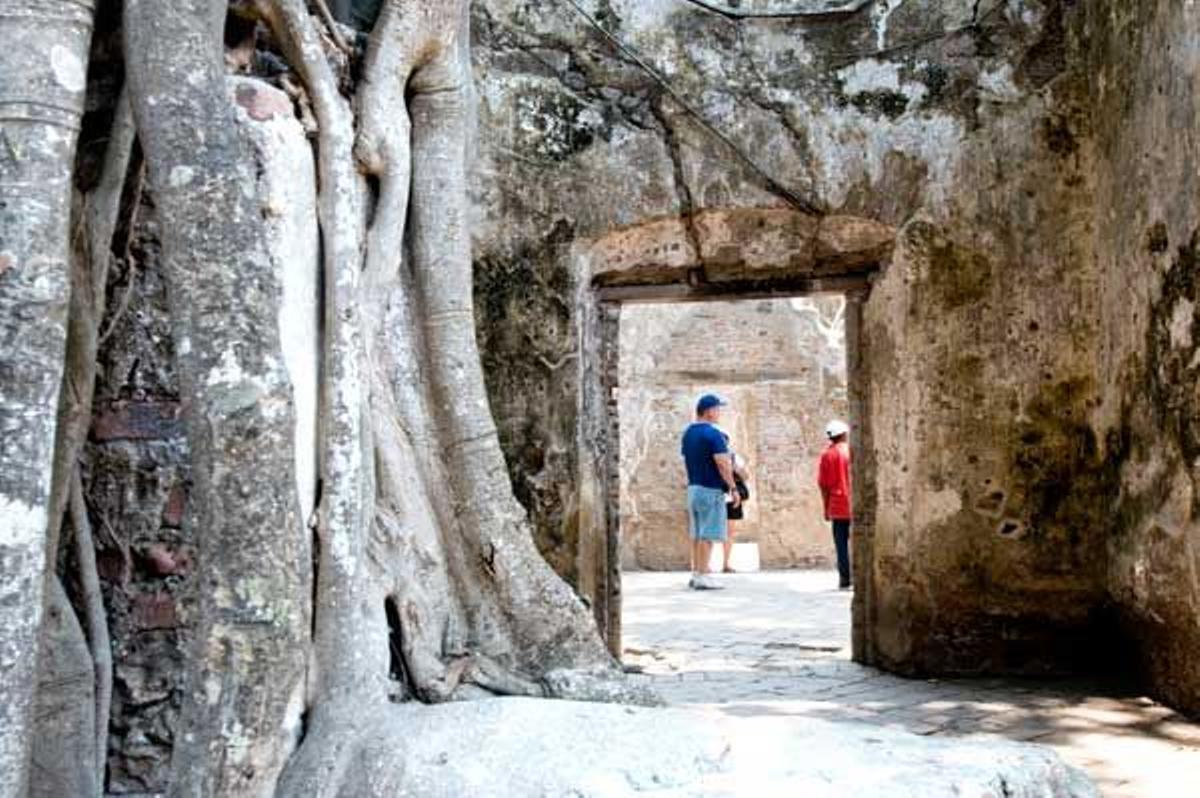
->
xmin=619 ymin=298 xmax=848 ymax=570
xmin=338 ymin=697 xmax=1097 ymax=797
xmin=1081 ymin=1 xmax=1200 ymax=715
xmin=0 ymin=2 xmax=94 ymax=792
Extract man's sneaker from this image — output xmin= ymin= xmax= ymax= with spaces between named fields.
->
xmin=692 ymin=574 xmax=725 ymax=591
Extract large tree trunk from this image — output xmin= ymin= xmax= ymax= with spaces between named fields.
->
xmin=124 ymin=2 xmax=310 ymax=794
xmin=268 ymin=1 xmax=631 ymax=790
xmin=3 ymin=0 xmax=638 ymax=793
xmin=0 ymin=2 xmax=94 ymax=794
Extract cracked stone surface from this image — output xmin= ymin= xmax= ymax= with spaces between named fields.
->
xmin=623 ymin=571 xmax=1200 ymax=798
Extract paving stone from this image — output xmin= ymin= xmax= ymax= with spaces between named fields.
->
xmin=623 ymin=570 xmax=1200 ymax=798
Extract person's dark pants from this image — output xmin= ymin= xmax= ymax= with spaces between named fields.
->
xmin=831 ymin=519 xmax=852 ymax=588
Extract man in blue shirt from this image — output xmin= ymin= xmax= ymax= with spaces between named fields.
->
xmin=681 ymin=393 xmax=740 ymax=590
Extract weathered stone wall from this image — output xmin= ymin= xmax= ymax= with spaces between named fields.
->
xmin=1079 ymin=0 xmax=1200 ymax=715
xmin=618 ymin=298 xmax=847 ymax=570
xmin=470 ymin=0 xmax=1106 ymax=665
xmin=470 ymin=0 xmax=1195 ymax=691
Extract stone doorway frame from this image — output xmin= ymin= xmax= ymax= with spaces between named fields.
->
xmin=573 ymin=208 xmax=894 ymax=662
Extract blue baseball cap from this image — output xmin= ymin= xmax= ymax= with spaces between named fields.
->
xmin=696 ymin=393 xmax=728 ymax=414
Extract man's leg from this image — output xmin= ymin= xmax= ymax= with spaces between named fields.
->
xmin=687 ymin=488 xmax=699 ymax=586
xmin=722 ymin=521 xmax=735 ymax=571
xmin=693 ymin=489 xmax=727 ymax=588
xmin=832 ymin=519 xmax=851 ymax=588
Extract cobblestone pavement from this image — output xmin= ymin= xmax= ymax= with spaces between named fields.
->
xmin=622 ymin=570 xmax=1200 ymax=798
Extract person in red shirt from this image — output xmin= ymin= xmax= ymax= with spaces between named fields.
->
xmin=817 ymin=419 xmax=852 ymax=590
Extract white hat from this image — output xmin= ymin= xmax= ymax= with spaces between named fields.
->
xmin=825 ymin=419 xmax=850 ymax=439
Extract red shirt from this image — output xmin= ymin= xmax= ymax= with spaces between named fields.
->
xmin=818 ymin=441 xmax=852 ymax=520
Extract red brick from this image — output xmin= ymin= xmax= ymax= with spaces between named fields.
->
xmin=161 ymin=484 xmax=187 ymax=528
xmin=92 ymin=401 xmax=183 ymax=442
xmin=132 ymin=592 xmax=179 ymax=630
xmin=96 ymin=549 xmax=129 ymax=584
xmin=140 ymin=543 xmax=192 ymax=577
xmin=234 ymin=81 xmax=294 ymax=122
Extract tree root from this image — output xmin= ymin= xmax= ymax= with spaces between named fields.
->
xmin=31 ymin=80 xmax=133 ymax=798
xmin=69 ymin=469 xmax=111 ymax=786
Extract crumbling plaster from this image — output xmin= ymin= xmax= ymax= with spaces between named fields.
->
xmin=1081 ymin=0 xmax=1200 ymax=714
xmin=470 ymin=0 xmax=1200 ymax=709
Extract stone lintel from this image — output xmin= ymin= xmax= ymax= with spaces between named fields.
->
xmin=588 ymin=208 xmax=893 ymax=288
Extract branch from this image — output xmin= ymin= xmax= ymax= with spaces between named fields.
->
xmin=267 ymin=0 xmax=382 ymax=713
xmin=312 ymin=0 xmax=351 ymax=53
xmin=559 ymin=0 xmax=821 ymax=214
xmin=85 ymin=87 xmax=136 ymax=313
xmin=47 ymin=83 xmax=136 ymax=571
xmin=677 ymin=0 xmax=873 ymax=20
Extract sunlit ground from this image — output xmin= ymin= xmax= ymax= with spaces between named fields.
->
xmin=623 ymin=570 xmax=1200 ymax=797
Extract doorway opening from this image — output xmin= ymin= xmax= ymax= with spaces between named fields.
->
xmin=617 ymin=296 xmax=850 ymax=575
xmin=615 ymin=292 xmax=859 ymax=674
xmin=573 ymin=209 xmax=889 ymax=662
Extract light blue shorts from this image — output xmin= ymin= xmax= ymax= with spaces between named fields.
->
xmin=687 ymin=485 xmax=728 ymax=542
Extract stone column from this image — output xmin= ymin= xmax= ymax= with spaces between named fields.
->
xmin=845 ymin=285 xmax=875 ymax=664
xmin=599 ymin=301 xmax=622 ymax=657
xmin=575 ymin=282 xmax=622 ymax=656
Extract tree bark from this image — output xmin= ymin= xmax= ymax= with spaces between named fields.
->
xmin=124 ymin=2 xmax=309 ymax=794
xmin=272 ymin=0 xmax=638 ymax=789
xmin=2 ymin=0 xmax=652 ymax=793
xmin=45 ymin=89 xmax=134 ymax=553
xmin=28 ymin=579 xmax=97 ymax=798
xmin=0 ymin=2 xmax=94 ymax=794
xmin=371 ymin=0 xmax=613 ymax=688
xmin=29 ymin=92 xmax=135 ymax=796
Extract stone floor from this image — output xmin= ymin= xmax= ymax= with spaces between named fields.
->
xmin=622 ymin=570 xmax=1200 ymax=798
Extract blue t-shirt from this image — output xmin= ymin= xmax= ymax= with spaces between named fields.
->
xmin=681 ymin=422 xmax=730 ymax=490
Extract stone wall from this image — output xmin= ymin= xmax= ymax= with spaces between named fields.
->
xmin=470 ymin=0 xmax=1200 ymax=708
xmin=618 ymin=298 xmax=848 ymax=570
xmin=1080 ymin=0 xmax=1200 ymax=715
xmin=471 ymin=0 xmax=1112 ymax=673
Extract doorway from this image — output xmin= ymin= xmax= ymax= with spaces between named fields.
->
xmin=617 ymin=296 xmax=850 ymax=574
xmin=570 ymin=208 xmax=890 ymax=661
xmin=593 ymin=284 xmax=871 ymax=660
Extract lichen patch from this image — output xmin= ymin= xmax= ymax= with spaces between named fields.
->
xmin=50 ymin=45 xmax=86 ymax=92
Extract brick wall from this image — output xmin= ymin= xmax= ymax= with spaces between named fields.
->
xmin=85 ymin=193 xmax=195 ymax=796
xmin=619 ymin=297 xmax=848 ymax=570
